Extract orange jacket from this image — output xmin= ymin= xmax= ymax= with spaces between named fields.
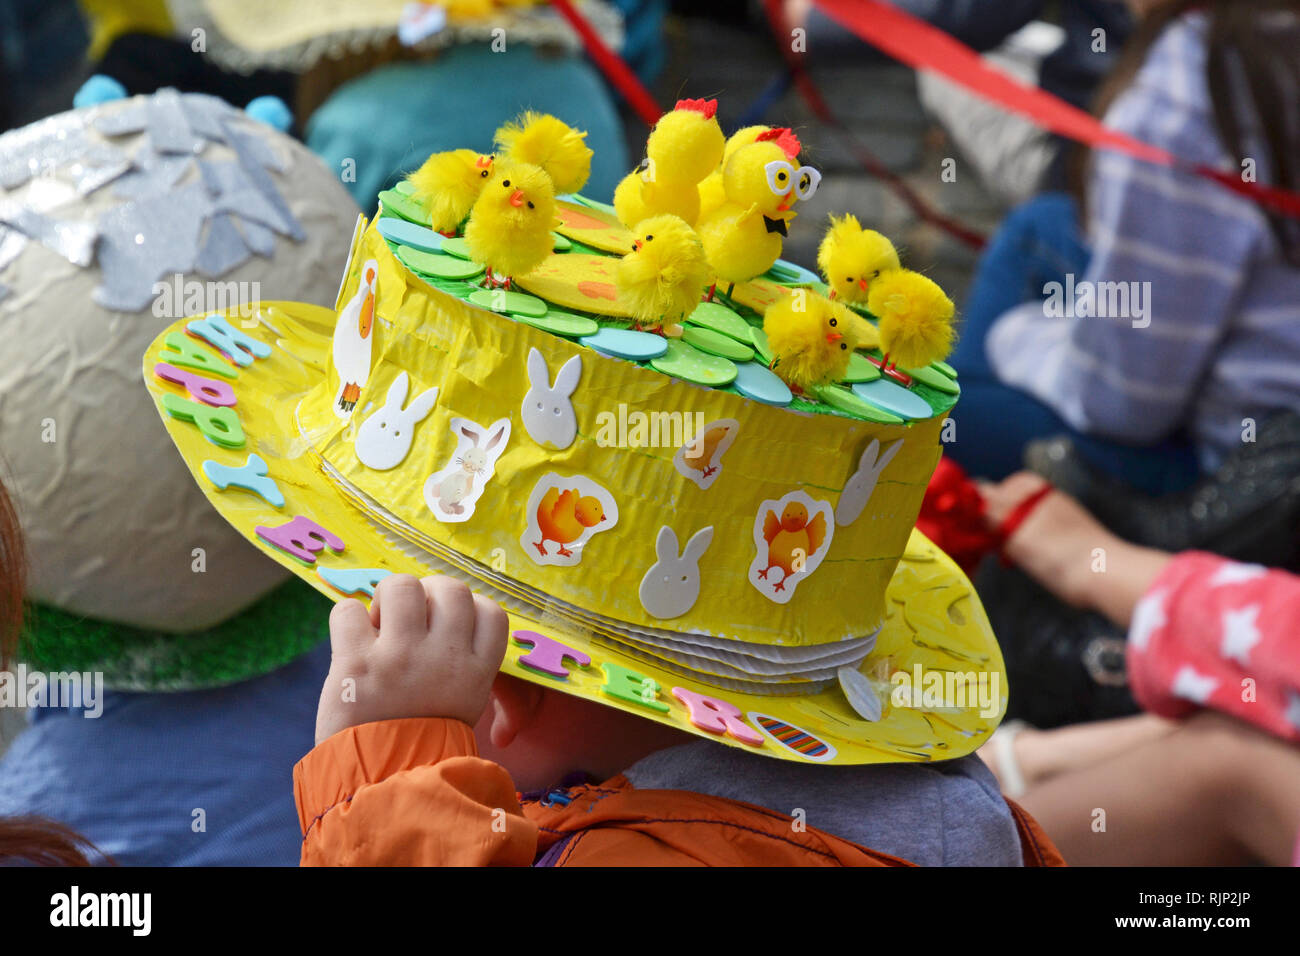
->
xmin=294 ymin=717 xmax=1065 ymax=867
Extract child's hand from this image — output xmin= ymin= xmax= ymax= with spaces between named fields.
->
xmin=315 ymin=574 xmax=509 ymax=744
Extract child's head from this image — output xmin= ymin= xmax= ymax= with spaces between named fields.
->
xmin=474 ymin=673 xmax=692 ymax=792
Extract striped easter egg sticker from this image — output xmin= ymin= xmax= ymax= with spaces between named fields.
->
xmin=747 ymin=712 xmax=838 ymax=762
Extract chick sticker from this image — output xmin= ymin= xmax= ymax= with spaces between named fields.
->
xmin=673 ymin=418 xmax=739 ymax=491
xmin=748 ymin=490 xmax=834 ymax=604
xmin=522 ymin=473 xmax=619 ymax=567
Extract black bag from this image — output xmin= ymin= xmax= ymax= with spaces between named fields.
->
xmin=983 ymin=411 xmax=1300 ymax=728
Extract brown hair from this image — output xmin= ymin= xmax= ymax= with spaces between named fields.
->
xmin=1087 ymin=1 xmax=1300 ymax=263
xmin=0 ymin=474 xmax=23 ymax=666
xmin=0 ymin=817 xmax=96 ymax=867
xmin=0 ymin=477 xmax=96 ymax=865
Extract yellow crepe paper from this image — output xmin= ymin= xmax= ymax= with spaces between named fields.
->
xmin=306 ymin=220 xmax=944 ymax=648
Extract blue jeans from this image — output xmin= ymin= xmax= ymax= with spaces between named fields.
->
xmin=948 ymin=193 xmax=1200 ymax=496
xmin=0 ymin=643 xmax=331 ymax=865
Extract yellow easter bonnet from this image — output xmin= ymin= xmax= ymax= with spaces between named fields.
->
xmin=161 ymin=0 xmax=625 ymax=74
xmin=140 ymin=113 xmax=1005 ymax=765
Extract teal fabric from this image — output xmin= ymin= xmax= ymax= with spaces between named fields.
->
xmin=611 ymin=0 xmax=668 ymax=84
xmin=306 ymin=45 xmax=630 ymax=213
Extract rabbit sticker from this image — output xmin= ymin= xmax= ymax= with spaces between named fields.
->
xmin=354 ymin=372 xmax=440 ymax=470
xmin=522 ymin=347 xmax=581 ymax=449
xmin=423 ymin=417 xmax=511 ymax=523
xmin=639 ymin=525 xmax=714 ymax=619
xmin=835 ymin=439 xmax=903 ymax=527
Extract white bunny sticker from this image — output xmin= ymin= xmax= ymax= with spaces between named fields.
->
xmin=835 ymin=439 xmax=903 ymax=527
xmin=354 ymin=372 xmax=440 ymax=470
xmin=522 ymin=347 xmax=581 ymax=449
xmin=423 ymin=417 xmax=511 ymax=523
xmin=639 ymin=525 xmax=714 ymax=619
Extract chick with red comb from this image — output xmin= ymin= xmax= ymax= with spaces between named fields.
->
xmin=756 ymin=127 xmax=802 ymax=160
xmin=675 ymin=97 xmax=718 ymax=120
xmin=613 ymin=97 xmax=726 ymax=227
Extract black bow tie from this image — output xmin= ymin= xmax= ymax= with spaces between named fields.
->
xmin=763 ymin=215 xmax=789 ymax=236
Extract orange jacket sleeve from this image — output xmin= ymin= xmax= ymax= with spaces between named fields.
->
xmin=294 ymin=717 xmax=538 ymax=866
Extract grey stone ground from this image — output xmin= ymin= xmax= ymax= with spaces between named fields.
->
xmin=641 ymin=13 xmax=1009 ymax=304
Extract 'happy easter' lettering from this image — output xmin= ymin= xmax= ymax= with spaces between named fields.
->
xmin=202 ymin=454 xmax=285 ymax=508
xmin=513 ymin=631 xmax=591 ymax=679
xmin=161 ymin=393 xmax=245 ymax=448
xmin=600 ymin=662 xmax=669 ymax=712
xmin=672 ymin=688 xmax=763 ymax=746
xmin=255 ymin=515 xmax=344 ymax=564
xmin=187 ymin=314 xmax=272 ymax=367
xmin=153 ymin=362 xmax=237 ymax=407
xmin=159 ymin=332 xmax=237 ymax=379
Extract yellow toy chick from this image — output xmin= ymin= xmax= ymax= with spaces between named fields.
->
xmin=615 ymin=214 xmax=711 ymax=335
xmin=763 ymin=290 xmax=859 ymax=393
xmin=493 ymin=111 xmax=593 ymax=196
xmin=817 ymin=214 xmax=901 ymax=305
xmin=839 ymin=305 xmax=881 ymax=352
xmin=867 ymin=269 xmax=956 ymax=372
xmin=463 ymin=163 xmax=557 ymax=288
xmin=405 ymin=148 xmax=495 ymax=233
xmin=697 ymin=129 xmax=820 ymax=296
xmin=698 ymin=124 xmax=771 ymax=221
xmin=614 ymin=98 xmax=725 ymax=228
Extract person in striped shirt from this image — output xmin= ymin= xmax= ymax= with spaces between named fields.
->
xmin=949 ymin=0 xmax=1300 ymax=495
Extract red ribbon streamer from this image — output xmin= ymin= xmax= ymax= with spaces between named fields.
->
xmin=763 ymin=0 xmax=989 ymax=248
xmin=550 ymin=0 xmax=664 ymax=128
xmin=811 ymin=0 xmax=1300 ymax=219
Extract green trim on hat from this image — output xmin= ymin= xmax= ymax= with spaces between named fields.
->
xmin=18 ymin=578 xmax=332 ymax=691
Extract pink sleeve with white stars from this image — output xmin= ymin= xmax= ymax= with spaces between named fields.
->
xmin=1126 ymin=552 xmax=1300 ymax=742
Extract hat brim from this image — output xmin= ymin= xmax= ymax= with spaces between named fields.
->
xmin=142 ymin=300 xmax=1006 ymax=765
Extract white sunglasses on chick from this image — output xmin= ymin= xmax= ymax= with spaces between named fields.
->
xmin=765 ymin=160 xmax=822 ymax=200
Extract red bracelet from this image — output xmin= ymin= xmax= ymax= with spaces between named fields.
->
xmin=996 ymin=485 xmax=1056 ymax=566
